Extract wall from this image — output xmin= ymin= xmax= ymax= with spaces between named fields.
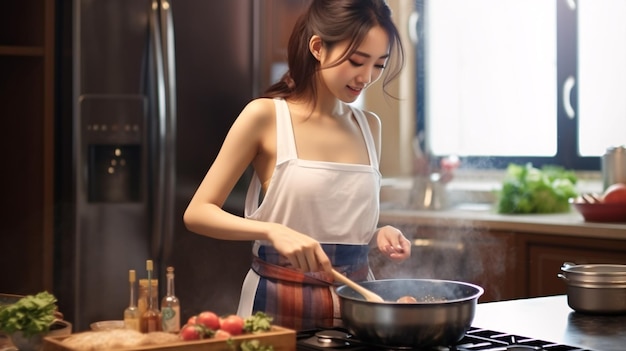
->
xmin=362 ymin=0 xmax=416 ymax=178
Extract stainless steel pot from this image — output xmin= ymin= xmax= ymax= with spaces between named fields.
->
xmin=558 ymin=262 xmax=626 ymax=314
xmin=335 ymin=279 xmax=484 ymax=348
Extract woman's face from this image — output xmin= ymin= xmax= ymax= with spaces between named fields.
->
xmin=318 ymin=25 xmax=390 ymax=103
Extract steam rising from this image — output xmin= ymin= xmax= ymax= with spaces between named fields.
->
xmin=370 ymin=220 xmax=507 ymax=301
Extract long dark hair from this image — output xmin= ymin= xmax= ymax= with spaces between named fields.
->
xmin=262 ymin=0 xmax=405 ymax=102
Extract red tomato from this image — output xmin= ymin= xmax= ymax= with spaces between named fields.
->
xmin=187 ymin=315 xmax=197 ymax=325
xmin=219 ymin=315 xmax=244 ymax=336
xmin=179 ymin=324 xmax=203 ymax=340
xmin=196 ymin=311 xmax=220 ymax=330
xmin=213 ymin=329 xmax=232 ymax=340
xmin=603 ymin=183 xmax=626 ymax=204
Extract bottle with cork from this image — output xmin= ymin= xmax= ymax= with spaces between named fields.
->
xmin=161 ymin=266 xmax=180 ymax=332
xmin=138 ymin=274 xmax=158 ymax=317
xmin=123 ymin=269 xmax=140 ymax=331
xmin=140 ymin=259 xmax=162 ymax=332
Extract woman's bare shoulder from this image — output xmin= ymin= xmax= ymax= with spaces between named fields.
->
xmin=215 ymin=98 xmax=275 ymax=147
xmin=240 ymin=98 xmax=276 ymax=122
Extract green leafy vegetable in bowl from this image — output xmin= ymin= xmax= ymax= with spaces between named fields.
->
xmin=0 ymin=291 xmax=58 ymax=338
xmin=497 ymin=163 xmax=578 ymax=214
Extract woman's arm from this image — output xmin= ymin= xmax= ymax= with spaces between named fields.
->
xmin=183 ymin=98 xmax=332 ymax=273
xmin=183 ymin=98 xmax=273 ymax=241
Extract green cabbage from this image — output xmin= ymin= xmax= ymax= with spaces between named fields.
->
xmin=497 ymin=163 xmax=578 ymax=214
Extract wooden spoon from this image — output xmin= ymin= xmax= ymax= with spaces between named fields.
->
xmin=331 ymin=269 xmax=385 ymax=303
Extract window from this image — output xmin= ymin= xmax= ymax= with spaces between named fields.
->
xmin=578 ymin=0 xmax=626 ymax=156
xmin=416 ymin=0 xmax=626 ymax=170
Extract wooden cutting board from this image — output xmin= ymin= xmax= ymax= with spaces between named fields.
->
xmin=42 ymin=326 xmax=295 ymax=351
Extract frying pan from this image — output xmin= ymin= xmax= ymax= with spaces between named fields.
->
xmin=336 ymin=278 xmax=484 ymax=348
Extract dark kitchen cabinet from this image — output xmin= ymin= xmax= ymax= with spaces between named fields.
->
xmin=256 ymin=0 xmax=311 ymax=93
xmin=0 ymin=0 xmax=55 ymax=294
xmin=518 ymin=233 xmax=626 ymax=297
xmin=370 ymin=224 xmax=519 ymax=302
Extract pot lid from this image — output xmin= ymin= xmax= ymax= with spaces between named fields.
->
xmin=561 ymin=263 xmax=626 ymax=273
xmin=561 ymin=263 xmax=626 ymax=283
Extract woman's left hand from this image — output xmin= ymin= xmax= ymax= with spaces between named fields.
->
xmin=376 ymin=225 xmax=411 ymax=261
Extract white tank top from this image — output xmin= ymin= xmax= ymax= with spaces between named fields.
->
xmin=244 ymin=98 xmax=381 ymax=245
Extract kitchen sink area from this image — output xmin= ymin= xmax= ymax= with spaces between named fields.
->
xmin=379 ymin=170 xmax=623 ymax=236
xmin=380 ymin=173 xmax=501 ymax=212
xmin=381 ymin=169 xmax=605 ymax=213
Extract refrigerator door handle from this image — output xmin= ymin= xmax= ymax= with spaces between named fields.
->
xmin=159 ymin=0 xmax=177 ymax=265
xmin=149 ymin=0 xmax=167 ymax=265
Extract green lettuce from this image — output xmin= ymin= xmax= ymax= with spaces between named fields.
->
xmin=497 ymin=163 xmax=578 ymax=214
xmin=0 ymin=291 xmax=58 ymax=337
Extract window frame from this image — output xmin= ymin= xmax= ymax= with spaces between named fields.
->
xmin=415 ymin=0 xmax=601 ymax=171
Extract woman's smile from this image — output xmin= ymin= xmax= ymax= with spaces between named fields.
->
xmin=347 ymin=85 xmax=364 ymax=96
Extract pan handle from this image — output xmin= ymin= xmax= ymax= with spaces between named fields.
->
xmin=557 ymin=273 xmax=569 ymax=281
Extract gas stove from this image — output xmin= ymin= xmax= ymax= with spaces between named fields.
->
xmin=296 ymin=327 xmax=591 ymax=351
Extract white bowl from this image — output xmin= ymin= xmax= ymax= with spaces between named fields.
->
xmin=90 ymin=320 xmax=126 ymax=331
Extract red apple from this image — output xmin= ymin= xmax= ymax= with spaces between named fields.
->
xmin=602 ymin=183 xmax=626 ymax=204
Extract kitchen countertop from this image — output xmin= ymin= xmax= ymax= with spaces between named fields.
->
xmin=379 ymin=207 xmax=626 ymax=240
xmin=473 ymin=295 xmax=626 ymax=351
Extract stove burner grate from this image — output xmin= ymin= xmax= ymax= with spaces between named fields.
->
xmin=296 ymin=327 xmax=592 ymax=351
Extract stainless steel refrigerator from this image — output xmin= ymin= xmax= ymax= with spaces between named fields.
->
xmin=56 ymin=0 xmax=310 ymax=331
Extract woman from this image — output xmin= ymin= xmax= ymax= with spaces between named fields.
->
xmin=184 ymin=0 xmax=411 ymax=330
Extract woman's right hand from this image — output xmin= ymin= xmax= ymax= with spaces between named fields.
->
xmin=266 ymin=223 xmax=332 ymax=273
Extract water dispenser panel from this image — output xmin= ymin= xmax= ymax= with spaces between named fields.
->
xmin=88 ymin=144 xmax=141 ymax=203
